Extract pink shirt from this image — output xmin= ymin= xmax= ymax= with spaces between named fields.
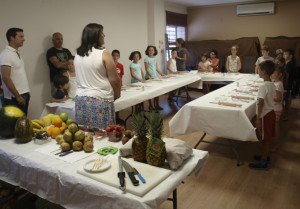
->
xmin=274 ymin=81 xmax=284 ymax=111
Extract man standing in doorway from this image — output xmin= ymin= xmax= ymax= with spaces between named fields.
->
xmin=46 ymin=32 xmax=72 ymax=96
xmin=0 ymin=28 xmax=30 ymax=115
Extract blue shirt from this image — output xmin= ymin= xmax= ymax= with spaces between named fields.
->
xmin=130 ymin=62 xmax=143 ymax=83
xmin=144 ymin=56 xmax=157 ymax=79
xmin=53 ymin=89 xmax=66 ymax=99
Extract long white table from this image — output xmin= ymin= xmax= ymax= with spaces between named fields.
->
xmin=40 ymin=72 xmax=202 ymax=120
xmin=0 ymin=137 xmax=208 ymax=209
xmin=189 ymin=71 xmax=246 ymax=89
xmin=169 ymin=74 xmax=262 ymax=165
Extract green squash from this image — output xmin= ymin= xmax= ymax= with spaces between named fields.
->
xmin=0 ymin=106 xmax=25 ymax=138
xmin=15 ymin=116 xmax=33 ymax=143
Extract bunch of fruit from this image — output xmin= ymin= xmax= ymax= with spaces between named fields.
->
xmin=106 ymin=125 xmax=125 ymax=142
xmin=46 ymin=117 xmax=67 ymax=139
xmin=122 ymin=129 xmax=135 ymax=144
xmin=31 ymin=119 xmax=47 ymax=136
xmin=42 ymin=113 xmax=74 ymax=127
xmin=56 ymin=123 xmax=94 ymax=153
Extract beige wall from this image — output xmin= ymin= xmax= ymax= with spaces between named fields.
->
xmin=188 ymin=0 xmax=300 ymax=43
xmin=0 ymin=0 xmax=166 ymax=119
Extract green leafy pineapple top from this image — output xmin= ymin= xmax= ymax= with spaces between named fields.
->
xmin=149 ymin=111 xmax=163 ymax=139
xmin=132 ymin=113 xmax=148 ymax=139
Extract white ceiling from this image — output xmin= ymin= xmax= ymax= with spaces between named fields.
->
xmin=166 ymin=0 xmax=281 ymax=7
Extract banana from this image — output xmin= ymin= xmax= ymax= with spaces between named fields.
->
xmin=31 ymin=120 xmax=45 ymax=127
xmin=32 ymin=121 xmax=42 ymax=129
xmin=33 ymin=128 xmax=43 ymax=133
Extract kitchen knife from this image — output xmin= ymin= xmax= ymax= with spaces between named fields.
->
xmin=121 ymin=160 xmax=139 ymax=186
xmin=133 ymin=168 xmax=146 ymax=184
xmin=118 ymin=156 xmax=126 ymax=191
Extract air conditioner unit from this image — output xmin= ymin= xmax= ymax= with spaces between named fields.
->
xmin=237 ymin=2 xmax=275 ymax=16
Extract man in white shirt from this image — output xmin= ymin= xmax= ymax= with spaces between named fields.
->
xmin=0 ymin=28 xmax=30 ymax=115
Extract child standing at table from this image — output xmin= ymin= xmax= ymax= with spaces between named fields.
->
xmin=198 ymin=53 xmax=212 ymax=94
xmin=129 ymin=51 xmax=145 ymax=83
xmin=51 ymin=74 xmax=69 ymax=102
xmin=112 ymin=50 xmax=124 ymax=86
xmin=255 ymin=45 xmax=274 ymax=74
xmin=271 ymin=65 xmax=285 ymax=152
xmin=167 ymin=49 xmax=178 ymax=74
xmin=144 ymin=45 xmax=165 ymax=111
xmin=249 ymin=60 xmax=276 ymax=170
xmin=226 ymin=45 xmax=241 ymax=73
xmin=198 ymin=53 xmax=211 ymax=72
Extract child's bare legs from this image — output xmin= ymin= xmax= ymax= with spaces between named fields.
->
xmin=148 ymin=99 xmax=154 ymax=110
xmin=262 ymin=140 xmax=271 ymax=160
xmin=154 ymin=97 xmax=163 ymax=110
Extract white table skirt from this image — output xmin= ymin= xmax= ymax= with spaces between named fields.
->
xmin=170 ymin=74 xmax=261 ymax=142
xmin=0 ymin=138 xmax=208 ymax=209
xmin=40 ymin=72 xmax=202 ymax=119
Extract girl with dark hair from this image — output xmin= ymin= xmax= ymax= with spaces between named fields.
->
xmin=209 ymin=50 xmax=220 ymax=73
xmin=144 ymin=45 xmax=165 ymax=111
xmin=74 ymin=23 xmax=121 ymax=129
xmin=175 ymin=38 xmax=187 ymax=71
xmin=129 ymin=51 xmax=145 ymax=83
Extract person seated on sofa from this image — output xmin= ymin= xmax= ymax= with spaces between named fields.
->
xmin=208 ymin=50 xmax=220 ymax=73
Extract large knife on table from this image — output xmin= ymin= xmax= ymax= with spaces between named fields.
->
xmin=117 ymin=156 xmax=126 ymax=191
xmin=122 ymin=160 xmax=139 ymax=186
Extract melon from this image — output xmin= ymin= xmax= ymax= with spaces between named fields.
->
xmin=15 ymin=116 xmax=33 ymax=143
xmin=0 ymin=106 xmax=25 ymax=138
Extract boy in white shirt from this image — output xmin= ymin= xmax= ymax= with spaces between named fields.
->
xmin=249 ymin=60 xmax=276 ymax=170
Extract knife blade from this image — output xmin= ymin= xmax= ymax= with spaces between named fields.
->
xmin=121 ymin=160 xmax=139 ymax=186
xmin=118 ymin=156 xmax=126 ymax=191
xmin=133 ymin=168 xmax=146 ymax=184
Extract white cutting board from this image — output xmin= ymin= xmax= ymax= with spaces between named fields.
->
xmin=77 ymin=156 xmax=172 ymax=197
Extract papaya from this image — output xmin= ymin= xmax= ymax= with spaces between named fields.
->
xmin=0 ymin=106 xmax=25 ymax=138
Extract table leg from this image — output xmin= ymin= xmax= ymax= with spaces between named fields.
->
xmin=194 ymin=133 xmax=241 ymax=166
xmin=227 ymin=139 xmax=241 ymax=166
xmin=194 ymin=133 xmax=207 ymax=149
xmin=167 ymin=189 xmax=177 ymax=209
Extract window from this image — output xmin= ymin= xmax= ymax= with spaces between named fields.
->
xmin=166 ymin=11 xmax=187 ymax=61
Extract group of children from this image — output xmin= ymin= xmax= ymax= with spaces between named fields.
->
xmin=195 ymin=44 xmax=297 ymax=171
xmin=249 ymin=48 xmax=297 ymax=170
xmin=197 ymin=45 xmax=242 ymax=74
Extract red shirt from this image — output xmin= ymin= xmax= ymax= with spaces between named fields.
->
xmin=116 ymin=62 xmax=124 ymax=85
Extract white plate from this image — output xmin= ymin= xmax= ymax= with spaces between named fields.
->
xmin=84 ymin=159 xmax=111 ymax=173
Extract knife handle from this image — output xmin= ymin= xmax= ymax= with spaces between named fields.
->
xmin=118 ymin=172 xmax=125 ymax=188
xmin=128 ymin=172 xmax=139 ymax=186
xmin=137 ymin=173 xmax=146 ymax=184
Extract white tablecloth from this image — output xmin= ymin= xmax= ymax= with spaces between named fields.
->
xmin=170 ymin=74 xmax=261 ymax=142
xmin=40 ymin=72 xmax=202 ymax=119
xmin=189 ymin=71 xmax=246 ymax=89
xmin=0 ymin=137 xmax=208 ymax=209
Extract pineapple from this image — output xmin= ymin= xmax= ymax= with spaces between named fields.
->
xmin=132 ymin=112 xmax=148 ymax=163
xmin=146 ymin=111 xmax=167 ymax=167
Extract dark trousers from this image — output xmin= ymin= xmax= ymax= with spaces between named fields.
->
xmin=3 ymin=93 xmax=30 ymax=115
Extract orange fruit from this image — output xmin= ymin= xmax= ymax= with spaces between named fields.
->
xmin=51 ymin=127 xmax=61 ymax=139
xmin=60 ymin=126 xmax=66 ymax=133
xmin=53 ymin=117 xmax=63 ymax=128
xmin=47 ymin=126 xmax=54 ymax=136
xmin=61 ymin=122 xmax=67 ymax=129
